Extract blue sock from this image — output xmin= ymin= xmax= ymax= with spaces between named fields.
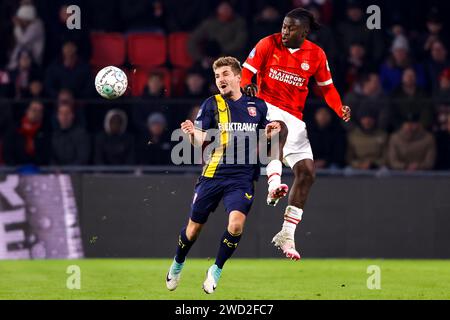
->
xmin=175 ymin=227 xmax=195 ymax=263
xmin=215 ymin=230 xmax=242 ymax=269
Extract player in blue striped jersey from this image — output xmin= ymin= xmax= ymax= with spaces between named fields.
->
xmin=166 ymin=56 xmax=287 ymax=294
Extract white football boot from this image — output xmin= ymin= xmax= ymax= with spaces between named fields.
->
xmin=166 ymin=258 xmax=184 ymax=291
xmin=202 ymin=264 xmax=222 ymax=294
xmin=272 ymin=229 xmax=301 ymax=261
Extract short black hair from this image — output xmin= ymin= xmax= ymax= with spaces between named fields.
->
xmin=285 ymin=8 xmax=321 ymax=31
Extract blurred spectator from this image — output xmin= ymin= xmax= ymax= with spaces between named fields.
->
xmin=46 ymin=4 xmax=91 ymax=62
xmin=344 ymin=73 xmax=390 ymax=130
xmin=51 ymin=102 xmax=90 ymax=165
xmin=306 ymin=4 xmax=337 ymax=72
xmin=7 ymin=4 xmax=45 ymax=70
xmin=292 ymin=0 xmax=333 ymax=25
xmin=0 ymin=1 xmax=15 ymax=68
xmin=3 ymin=100 xmax=50 ymax=165
xmin=131 ymin=71 xmax=167 ymax=135
xmin=8 ymin=49 xmax=42 ymax=99
xmin=391 ymin=67 xmax=433 ymax=129
xmin=142 ymin=71 xmax=166 ymax=99
xmin=336 ymin=1 xmax=384 ymax=66
xmin=136 ymin=112 xmax=172 ymax=165
xmin=347 ymin=109 xmax=388 ymax=169
xmin=308 ymin=107 xmax=346 ymax=168
xmin=380 ymin=35 xmax=427 ymax=93
xmin=417 ymin=8 xmax=449 ymax=57
xmin=165 ymin=0 xmax=214 ymax=32
xmin=433 ymin=68 xmax=450 ymax=132
xmin=187 ymin=105 xmax=201 ymax=122
xmin=250 ymin=5 xmax=281 ymax=46
xmin=131 ymin=71 xmax=168 ymax=134
xmin=25 ymin=78 xmax=44 ymax=99
xmin=435 ymin=114 xmax=450 ymax=170
xmin=387 ymin=114 xmax=436 ymax=171
xmin=44 ymin=41 xmax=92 ymax=98
xmin=0 ymin=68 xmax=12 ymax=97
xmin=185 ymin=70 xmax=208 ymax=99
xmin=342 ymin=42 xmax=370 ymax=93
xmin=425 ymin=40 xmax=449 ymax=93
xmin=119 ymin=0 xmax=164 ymax=33
xmin=57 ymin=88 xmax=75 ymax=106
xmin=55 ymin=88 xmax=87 ymax=129
xmin=188 ymin=1 xmax=248 ymax=65
xmin=86 ymin=0 xmax=120 ymax=32
xmin=0 ymin=100 xmax=13 ymax=163
xmin=94 ymin=109 xmax=134 ymax=165
xmin=390 ymin=23 xmax=407 ymax=39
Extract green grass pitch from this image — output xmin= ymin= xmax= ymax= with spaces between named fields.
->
xmin=1 ymin=259 xmax=449 ymax=300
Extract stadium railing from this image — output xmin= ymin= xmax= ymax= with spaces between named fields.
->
xmin=0 ymin=165 xmax=449 ymax=178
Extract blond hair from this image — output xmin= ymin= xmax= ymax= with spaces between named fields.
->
xmin=212 ymin=56 xmax=242 ymax=75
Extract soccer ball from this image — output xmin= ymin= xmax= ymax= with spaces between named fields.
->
xmin=95 ymin=66 xmax=128 ymax=99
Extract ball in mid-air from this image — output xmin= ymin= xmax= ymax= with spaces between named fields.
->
xmin=95 ymin=66 xmax=128 ymax=99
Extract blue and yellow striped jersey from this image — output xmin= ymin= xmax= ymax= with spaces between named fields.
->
xmin=194 ymin=94 xmax=270 ymax=180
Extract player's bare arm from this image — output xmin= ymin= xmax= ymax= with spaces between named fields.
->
xmin=265 ymin=121 xmax=281 ymax=138
xmin=264 ymin=120 xmax=288 ymax=159
xmin=181 ymin=120 xmax=206 ymax=147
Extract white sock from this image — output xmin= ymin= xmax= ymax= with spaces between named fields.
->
xmin=282 ymin=205 xmax=303 ymax=235
xmin=267 ymin=159 xmax=282 ymax=190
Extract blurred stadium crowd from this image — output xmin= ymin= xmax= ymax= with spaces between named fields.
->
xmin=0 ymin=0 xmax=448 ymax=170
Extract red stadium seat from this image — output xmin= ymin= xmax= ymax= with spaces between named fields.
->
xmin=168 ymin=32 xmax=194 ymax=68
xmin=90 ymin=33 xmax=126 ymax=67
xmin=129 ymin=67 xmax=171 ymax=97
xmin=127 ymin=33 xmax=167 ymax=69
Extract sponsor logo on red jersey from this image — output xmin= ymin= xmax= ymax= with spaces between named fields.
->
xmin=268 ymin=68 xmax=306 ymax=87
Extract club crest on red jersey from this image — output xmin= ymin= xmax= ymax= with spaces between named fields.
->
xmin=249 ymin=47 xmax=256 ymax=59
xmin=247 ymin=107 xmax=257 ymax=117
xmin=301 ymin=62 xmax=310 ymax=71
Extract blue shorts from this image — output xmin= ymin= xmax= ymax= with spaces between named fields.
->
xmin=189 ymin=176 xmax=255 ymax=224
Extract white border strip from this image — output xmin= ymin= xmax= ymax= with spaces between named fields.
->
xmin=243 ymin=62 xmax=258 ymax=74
xmin=317 ymin=79 xmax=333 ymax=86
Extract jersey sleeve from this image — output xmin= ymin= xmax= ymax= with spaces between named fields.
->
xmin=314 ymin=49 xmax=334 ymax=87
xmin=194 ymin=97 xmax=216 ymax=131
xmin=242 ymin=37 xmax=272 ymax=74
xmin=315 ymin=50 xmax=344 ymax=118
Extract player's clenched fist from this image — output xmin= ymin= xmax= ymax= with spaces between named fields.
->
xmin=243 ymin=84 xmax=258 ymax=97
xmin=342 ymin=105 xmax=351 ymax=122
xmin=181 ymin=120 xmax=195 ymax=135
xmin=265 ymin=121 xmax=281 ymax=138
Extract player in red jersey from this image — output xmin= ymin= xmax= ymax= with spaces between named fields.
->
xmin=240 ymin=8 xmax=351 ymax=260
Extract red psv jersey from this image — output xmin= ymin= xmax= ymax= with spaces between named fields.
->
xmin=243 ymin=33 xmax=333 ymax=120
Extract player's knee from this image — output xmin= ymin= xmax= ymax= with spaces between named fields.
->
xmin=294 ymin=163 xmax=316 ymax=185
xmin=302 ymin=167 xmax=316 ymax=185
xmin=227 ymin=222 xmax=244 ymax=236
xmin=186 ymin=222 xmax=202 ymax=240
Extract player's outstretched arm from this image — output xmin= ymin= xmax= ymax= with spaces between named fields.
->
xmin=181 ymin=120 xmax=206 ymax=147
xmin=319 ymin=84 xmax=351 ymax=122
